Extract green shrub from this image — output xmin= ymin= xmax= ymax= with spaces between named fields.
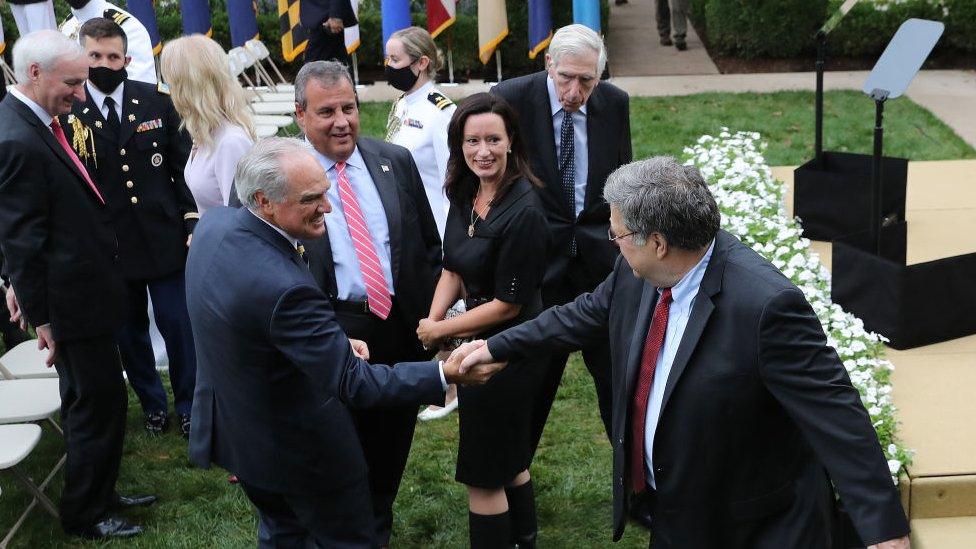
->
xmin=823 ymin=0 xmax=943 ymax=57
xmin=702 ymin=0 xmax=828 ymax=58
xmin=944 ymin=0 xmax=976 ymax=52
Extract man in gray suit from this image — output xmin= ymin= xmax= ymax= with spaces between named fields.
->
xmin=185 ymin=137 xmax=496 ymax=547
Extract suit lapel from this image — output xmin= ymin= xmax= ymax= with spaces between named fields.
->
xmin=658 ymin=234 xmax=730 ymax=414
xmin=532 ymin=73 xmax=561 ymax=209
xmin=357 ymin=140 xmax=402 ymax=284
xmin=625 ymin=281 xmax=658 ymax=399
xmin=119 ymin=84 xmax=148 ymax=145
xmin=583 ymin=88 xmax=604 ymax=210
xmin=74 ymin=92 xmax=116 ymax=144
xmin=237 ymin=208 xmax=305 ymax=270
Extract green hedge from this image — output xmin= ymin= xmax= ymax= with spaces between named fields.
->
xmin=698 ymin=0 xmax=829 ymax=58
xmin=690 ymin=0 xmax=974 ymax=59
xmin=2 ymin=0 xmax=609 ymax=78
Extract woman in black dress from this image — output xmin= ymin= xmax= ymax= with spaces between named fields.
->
xmin=416 ymin=93 xmax=549 ymax=549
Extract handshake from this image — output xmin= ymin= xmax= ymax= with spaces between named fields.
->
xmin=351 ymin=338 xmax=506 ymax=386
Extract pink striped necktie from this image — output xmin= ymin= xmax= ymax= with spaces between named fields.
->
xmin=49 ymin=118 xmax=105 ymax=204
xmin=334 ymin=161 xmax=393 ymax=320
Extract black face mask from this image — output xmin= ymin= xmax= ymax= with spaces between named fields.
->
xmin=88 ymin=66 xmax=128 ymax=94
xmin=384 ymin=63 xmax=419 ymax=92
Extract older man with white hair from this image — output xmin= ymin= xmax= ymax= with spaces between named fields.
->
xmin=491 ymin=23 xmax=632 ymax=467
xmin=0 ymin=30 xmax=152 ymax=539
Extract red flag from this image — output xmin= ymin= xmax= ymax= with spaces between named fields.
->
xmin=427 ymin=0 xmax=456 ymax=39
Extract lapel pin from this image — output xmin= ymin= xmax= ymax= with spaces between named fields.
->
xmin=95 ymin=121 xmax=103 ymax=128
xmin=82 ymin=107 xmax=90 ymax=114
xmin=128 ymin=114 xmax=136 ymax=122
xmin=381 ymin=164 xmax=390 ymax=172
xmin=132 ymin=99 xmax=139 ymax=105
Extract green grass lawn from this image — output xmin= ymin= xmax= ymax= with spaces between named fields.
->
xmin=1 ymin=90 xmax=972 ymax=548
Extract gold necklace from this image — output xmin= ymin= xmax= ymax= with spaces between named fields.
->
xmin=468 ymin=188 xmax=494 ymax=237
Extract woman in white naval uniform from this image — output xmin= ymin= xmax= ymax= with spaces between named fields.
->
xmin=384 ymin=26 xmax=459 ymax=420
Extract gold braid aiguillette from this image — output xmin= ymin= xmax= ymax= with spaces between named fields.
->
xmin=69 ymin=115 xmax=93 ymax=165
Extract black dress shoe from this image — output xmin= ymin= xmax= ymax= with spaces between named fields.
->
xmin=660 ymin=36 xmax=673 ymax=46
xmin=116 ymin=494 xmax=158 ymax=508
xmin=79 ymin=516 xmax=143 ymax=539
xmin=145 ymin=410 xmax=169 ymax=435
xmin=675 ymin=40 xmax=688 ymax=51
xmin=179 ymin=413 xmax=191 ymax=438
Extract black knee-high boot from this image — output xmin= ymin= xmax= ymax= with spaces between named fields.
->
xmin=505 ymin=481 xmax=538 ymax=548
xmin=469 ymin=511 xmax=513 ymax=549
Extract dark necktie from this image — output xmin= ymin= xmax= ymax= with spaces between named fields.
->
xmin=630 ymin=287 xmax=673 ymax=494
xmin=104 ymin=96 xmax=121 ymax=139
xmin=559 ymin=110 xmax=577 ymax=257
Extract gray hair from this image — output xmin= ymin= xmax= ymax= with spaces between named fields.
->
xmin=603 ymin=157 xmax=720 ymax=250
xmin=294 ymin=61 xmax=354 ymax=109
xmin=547 ymin=24 xmax=607 ymax=76
xmin=235 ymin=137 xmax=315 ymax=210
xmin=13 ymin=30 xmax=85 ymax=83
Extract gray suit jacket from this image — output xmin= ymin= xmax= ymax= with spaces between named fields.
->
xmin=186 ymin=206 xmax=444 ymax=495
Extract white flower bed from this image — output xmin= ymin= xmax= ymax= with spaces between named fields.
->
xmin=684 ymin=129 xmax=911 ymax=484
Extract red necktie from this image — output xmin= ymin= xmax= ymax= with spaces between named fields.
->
xmin=630 ymin=287 xmax=673 ymax=494
xmin=334 ymin=161 xmax=393 ymax=320
xmin=49 ymin=118 xmax=105 ymax=204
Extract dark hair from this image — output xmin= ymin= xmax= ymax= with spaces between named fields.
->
xmin=79 ymin=17 xmax=128 ymax=54
xmin=444 ymin=92 xmax=541 ymax=206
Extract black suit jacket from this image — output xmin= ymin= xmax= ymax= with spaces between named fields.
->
xmin=61 ymin=81 xmax=196 ymax=280
xmin=491 ymin=71 xmax=632 ymax=291
xmin=0 ymin=94 xmax=125 ymax=341
xmin=299 ymin=0 xmax=357 ymax=29
xmin=488 ymin=230 xmax=909 ymax=547
xmin=186 ymin=207 xmax=444 ymax=495
xmin=305 ymin=137 xmax=442 ymax=329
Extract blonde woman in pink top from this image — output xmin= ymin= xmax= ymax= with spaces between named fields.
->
xmin=160 ymin=35 xmax=256 ymax=214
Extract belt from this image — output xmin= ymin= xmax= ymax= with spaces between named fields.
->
xmin=331 ymin=299 xmax=372 ymax=314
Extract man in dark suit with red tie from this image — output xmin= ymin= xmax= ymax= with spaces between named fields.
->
xmin=0 ymin=30 xmax=153 ymax=539
xmin=459 ymin=157 xmax=911 ymax=548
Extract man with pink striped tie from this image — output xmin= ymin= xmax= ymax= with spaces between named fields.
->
xmin=295 ymin=60 xmax=443 ymax=548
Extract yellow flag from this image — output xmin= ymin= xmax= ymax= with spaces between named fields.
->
xmin=478 ymin=0 xmax=509 ymax=65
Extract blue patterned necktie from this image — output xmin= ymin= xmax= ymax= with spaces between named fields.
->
xmin=559 ymin=109 xmax=577 ymax=257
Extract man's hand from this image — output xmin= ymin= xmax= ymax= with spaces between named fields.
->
xmin=458 ymin=342 xmax=502 ymax=375
xmin=324 ymin=17 xmax=344 ymax=34
xmin=443 ymin=340 xmax=507 ymax=385
xmin=6 ymin=286 xmax=26 ymax=330
xmin=186 ymin=233 xmax=193 ymax=247
xmin=416 ymin=318 xmax=443 ymax=350
xmin=349 ymin=338 xmax=370 ymax=360
xmin=869 ymin=536 xmax=910 ymax=549
xmin=36 ymin=324 xmax=57 ymax=367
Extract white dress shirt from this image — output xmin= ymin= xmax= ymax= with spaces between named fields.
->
xmin=547 ymin=76 xmax=589 ymax=220
xmin=85 ymin=82 xmax=124 ymax=123
xmin=644 ymin=240 xmax=715 ymax=489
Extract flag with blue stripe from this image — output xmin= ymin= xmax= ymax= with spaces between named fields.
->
xmin=573 ymin=0 xmax=601 ymax=33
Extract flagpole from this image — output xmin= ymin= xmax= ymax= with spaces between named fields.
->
xmin=444 ymin=29 xmax=458 ymax=87
xmin=495 ymin=50 xmax=502 ymax=83
xmin=351 ymin=51 xmax=361 ymax=87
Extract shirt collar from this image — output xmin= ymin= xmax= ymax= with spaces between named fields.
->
xmin=86 ymin=81 xmax=125 ymax=115
xmin=663 ymin=239 xmax=715 ymax=306
xmin=307 ymin=138 xmax=365 ymax=174
xmin=9 ymin=87 xmax=54 ymax=128
xmin=247 ymin=208 xmax=299 ymax=250
xmin=403 ymin=80 xmax=435 ymax=105
xmin=546 ymin=75 xmax=587 ymax=117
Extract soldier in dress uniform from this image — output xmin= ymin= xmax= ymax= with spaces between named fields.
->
xmin=61 ymin=18 xmax=198 ymax=436
xmin=60 ymin=0 xmax=157 ymax=84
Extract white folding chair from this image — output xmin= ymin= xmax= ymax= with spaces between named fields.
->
xmin=0 ymin=340 xmax=58 ymax=380
xmin=228 ymin=50 xmax=295 ymax=117
xmin=256 ymin=125 xmax=280 ymax=138
xmin=244 ymin=39 xmax=295 ymax=94
xmin=0 ymin=378 xmax=63 ymax=435
xmin=0 ymin=424 xmax=60 ymax=548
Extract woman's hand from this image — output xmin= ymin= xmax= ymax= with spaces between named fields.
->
xmin=417 ymin=318 xmax=445 ymax=350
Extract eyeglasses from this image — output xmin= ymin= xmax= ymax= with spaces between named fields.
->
xmin=607 ymin=228 xmax=636 ymax=242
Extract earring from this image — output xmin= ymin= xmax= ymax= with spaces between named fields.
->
xmin=507 ymin=149 xmax=512 ymax=154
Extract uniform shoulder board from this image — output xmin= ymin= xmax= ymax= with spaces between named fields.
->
xmin=157 ymin=82 xmax=171 ymax=95
xmin=103 ymin=8 xmax=131 ymax=26
xmin=427 ymin=91 xmax=453 ymax=111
